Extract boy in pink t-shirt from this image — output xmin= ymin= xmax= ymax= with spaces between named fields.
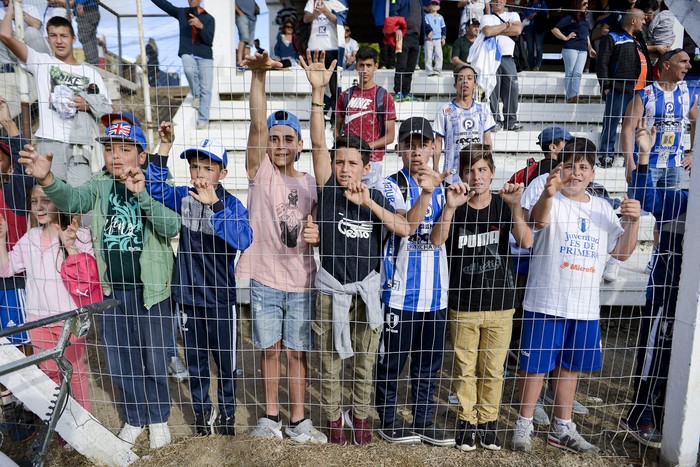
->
xmin=235 ymin=51 xmax=325 ymax=444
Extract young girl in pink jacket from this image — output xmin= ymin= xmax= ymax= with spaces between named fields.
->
xmin=0 ymin=185 xmax=96 ymax=410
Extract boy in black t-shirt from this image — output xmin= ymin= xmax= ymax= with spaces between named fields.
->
xmin=301 ymin=50 xmax=411 ymax=446
xmin=431 ymin=144 xmax=532 ymax=451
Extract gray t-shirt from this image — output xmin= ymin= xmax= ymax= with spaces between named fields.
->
xmin=406 ymin=0 xmax=423 ymax=36
xmin=318 ymin=174 xmax=396 ymax=285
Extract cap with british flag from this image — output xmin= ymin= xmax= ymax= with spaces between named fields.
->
xmin=96 ymin=122 xmax=148 ymax=151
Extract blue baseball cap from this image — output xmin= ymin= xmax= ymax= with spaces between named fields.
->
xmin=100 ymin=111 xmax=141 ymax=128
xmin=96 ymin=122 xmax=148 ymax=151
xmin=180 ymin=138 xmax=228 ymax=168
xmin=537 ymin=126 xmax=574 ymax=146
xmin=267 ymin=110 xmax=302 ymax=139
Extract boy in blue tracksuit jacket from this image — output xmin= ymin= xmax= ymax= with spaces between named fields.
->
xmin=146 ymin=125 xmax=253 ymax=436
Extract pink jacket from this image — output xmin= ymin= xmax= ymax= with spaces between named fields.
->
xmin=0 ymin=227 xmax=94 ymax=321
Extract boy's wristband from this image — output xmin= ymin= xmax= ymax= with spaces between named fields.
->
xmin=311 ymin=102 xmax=324 ymax=108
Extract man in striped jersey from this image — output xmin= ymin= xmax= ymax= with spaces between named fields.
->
xmin=374 ymin=117 xmax=454 ymax=447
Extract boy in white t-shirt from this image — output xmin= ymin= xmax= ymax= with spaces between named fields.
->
xmin=0 ymin=3 xmax=111 ymax=187
xmin=511 ymin=138 xmax=641 ymax=454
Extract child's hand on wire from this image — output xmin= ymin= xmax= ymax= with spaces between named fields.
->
xmin=189 ymin=177 xmax=219 ymax=205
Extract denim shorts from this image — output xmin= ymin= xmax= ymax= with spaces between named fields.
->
xmin=235 ymin=14 xmax=257 ymax=45
xmin=519 ymin=310 xmax=602 ymax=373
xmin=650 ymin=165 xmax=685 ymax=189
xmin=250 ymin=279 xmax=314 ymax=351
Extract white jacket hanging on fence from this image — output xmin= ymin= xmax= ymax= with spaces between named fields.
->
xmin=467 ymin=33 xmax=502 ymax=100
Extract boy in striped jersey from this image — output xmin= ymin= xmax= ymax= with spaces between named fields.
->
xmin=374 ymin=117 xmax=454 ymax=447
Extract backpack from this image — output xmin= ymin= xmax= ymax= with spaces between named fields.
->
xmin=509 ymin=157 xmax=540 ymax=185
xmin=387 ymin=169 xmax=409 ymax=200
xmin=292 ymin=17 xmax=312 ymax=55
xmin=60 ymin=253 xmax=104 ymax=307
xmin=340 ymin=86 xmax=388 ymax=136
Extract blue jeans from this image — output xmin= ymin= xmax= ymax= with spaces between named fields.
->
xmin=599 ymin=90 xmax=634 ymax=158
xmin=100 ymin=289 xmax=173 ymax=427
xmin=489 ymin=56 xmax=520 ymax=128
xmin=650 ymin=165 xmax=685 ymax=188
xmin=562 ymin=48 xmax=587 ymax=99
xmin=524 ymin=26 xmax=545 ymax=69
xmin=181 ymin=54 xmax=214 ymax=124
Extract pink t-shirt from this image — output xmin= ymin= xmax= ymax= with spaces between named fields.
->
xmin=235 ymin=156 xmax=318 ymax=292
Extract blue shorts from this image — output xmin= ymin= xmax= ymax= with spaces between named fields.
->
xmin=235 ymin=14 xmax=257 ymax=45
xmin=0 ymin=288 xmax=28 ymax=344
xmin=650 ymin=166 xmax=685 ymax=189
xmin=250 ymin=279 xmax=314 ymax=351
xmin=519 ymin=310 xmax=602 ymax=373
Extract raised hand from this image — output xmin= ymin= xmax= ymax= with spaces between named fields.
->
xmin=58 ymin=216 xmax=81 ymax=253
xmin=243 ymin=51 xmax=283 ymax=72
xmin=416 ymin=166 xmax=447 ymax=194
xmin=122 ymin=167 xmax=145 ymax=193
xmin=343 ymin=181 xmax=371 ymax=207
xmin=619 ymin=195 xmax=641 ymax=223
xmin=158 ymin=121 xmax=174 ymax=144
xmin=543 ymin=164 xmax=573 ymax=198
xmin=302 ymin=214 xmax=319 ymax=245
xmin=445 ymin=182 xmax=474 ymax=208
xmin=634 ymin=122 xmax=656 ymax=162
xmin=499 ymin=182 xmax=525 ymax=207
xmin=18 ymin=144 xmax=54 ymax=184
xmin=299 ymin=49 xmax=336 ymax=89
xmin=189 ymin=177 xmax=219 ymax=205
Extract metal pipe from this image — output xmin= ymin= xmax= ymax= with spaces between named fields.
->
xmin=136 ymin=0 xmax=154 ymax=149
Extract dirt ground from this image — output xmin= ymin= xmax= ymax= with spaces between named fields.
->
xmin=1 ymin=305 xmax=671 ymax=466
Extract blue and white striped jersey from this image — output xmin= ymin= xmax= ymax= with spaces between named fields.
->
xmin=380 ymin=169 xmax=449 ymax=312
xmin=637 ymin=81 xmax=695 ymax=169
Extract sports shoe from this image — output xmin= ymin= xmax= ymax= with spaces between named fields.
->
xmin=603 ymin=258 xmax=621 ymax=282
xmin=533 ymin=400 xmax=550 ymax=426
xmin=511 ymin=418 xmax=534 ymax=452
xmin=149 ymin=422 xmax=171 ymax=449
xmin=455 ymin=420 xmax=477 ymax=452
xmin=403 ymin=93 xmax=416 ymax=102
xmin=619 ymin=417 xmax=662 ymax=449
xmin=285 ymin=419 xmax=328 ymax=444
xmin=411 ymin=423 xmax=455 ymax=447
xmin=191 ymin=97 xmax=200 ymax=109
xmin=448 ymin=393 xmax=459 ymax=405
xmin=548 ymin=421 xmax=599 ymax=453
xmin=543 ymin=388 xmax=589 ymax=415
xmin=492 ymin=122 xmax=503 ymax=132
xmin=220 ymin=414 xmax=236 ymax=436
xmin=477 ymin=421 xmax=502 ymax=450
xmin=118 ymin=423 xmax=145 ymax=445
xmin=343 ymin=409 xmax=372 ymax=445
xmin=597 ymin=155 xmax=615 ymax=168
xmin=507 ymin=123 xmax=524 ymax=132
xmin=194 ymin=409 xmax=219 ymax=436
xmin=167 ymin=356 xmax=189 ymax=383
xmin=250 ymin=417 xmax=283 ymax=439
xmin=378 ymin=418 xmax=421 ymax=444
xmin=394 ymin=92 xmax=405 ymax=102
xmin=327 ymin=415 xmax=347 ymax=445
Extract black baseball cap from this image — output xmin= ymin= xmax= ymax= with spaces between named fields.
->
xmin=398 ymin=117 xmax=435 ymax=143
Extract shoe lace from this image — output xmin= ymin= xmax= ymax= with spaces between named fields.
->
xmin=515 ymin=420 xmax=531 ymax=438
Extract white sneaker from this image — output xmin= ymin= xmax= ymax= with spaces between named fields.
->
xmin=511 ymin=418 xmax=534 ymax=452
xmin=548 ymin=421 xmax=599 ymax=453
xmin=603 ymin=258 xmax=620 ymax=282
xmin=285 ymin=419 xmax=328 ymax=444
xmin=192 ymin=97 xmax=200 ymax=109
xmin=533 ymin=400 xmax=550 ymax=426
xmin=167 ymin=356 xmax=189 ymax=383
xmin=149 ymin=422 xmax=171 ymax=449
xmin=249 ymin=417 xmax=283 ymax=439
xmin=118 ymin=423 xmax=145 ymax=445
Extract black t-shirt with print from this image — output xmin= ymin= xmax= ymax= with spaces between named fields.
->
xmin=102 ymin=182 xmax=144 ymax=289
xmin=318 ymin=174 xmax=396 ymax=285
xmin=446 ymin=194 xmax=518 ymax=311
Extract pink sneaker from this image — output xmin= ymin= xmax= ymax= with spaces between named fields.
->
xmin=343 ymin=410 xmax=372 ymax=445
xmin=327 ymin=416 xmax=346 ymax=446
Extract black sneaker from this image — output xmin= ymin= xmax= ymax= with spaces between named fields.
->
xmin=477 ymin=421 xmax=502 ymax=450
xmin=378 ymin=419 xmax=421 ymax=445
xmin=619 ymin=417 xmax=661 ymax=449
xmin=412 ymin=423 xmax=456 ymax=447
xmin=220 ymin=414 xmax=236 ymax=436
xmin=455 ymin=420 xmax=477 ymax=452
xmin=597 ymin=154 xmax=615 ymax=168
xmin=194 ymin=409 xmax=219 ymax=436
xmin=507 ymin=123 xmax=524 ymax=132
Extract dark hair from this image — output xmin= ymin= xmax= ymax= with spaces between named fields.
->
xmin=46 ymin=16 xmax=75 ymax=37
xmin=637 ymin=0 xmax=660 ymax=12
xmin=332 ymin=133 xmax=371 ymax=166
xmin=454 ymin=64 xmax=477 ymax=78
xmin=28 ymin=184 xmax=73 ymax=268
xmin=355 ymin=46 xmax=378 ymax=63
xmin=559 ymin=137 xmax=597 ymax=167
xmin=459 ymin=144 xmax=495 ymax=176
xmin=542 ymin=137 xmax=565 ymax=154
xmin=573 ymin=0 xmax=587 ymax=22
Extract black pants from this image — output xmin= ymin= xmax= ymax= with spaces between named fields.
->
xmin=375 ymin=306 xmax=447 ymax=427
xmin=376 ymin=26 xmax=395 ymax=68
xmin=323 ymin=50 xmax=339 ymax=114
xmin=393 ymin=33 xmax=420 ymax=96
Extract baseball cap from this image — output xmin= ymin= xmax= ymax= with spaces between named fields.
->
xmin=267 ymin=110 xmax=302 ymax=139
xmin=537 ymin=126 xmax=574 ymax=146
xmin=96 ymin=122 xmax=148 ymax=151
xmin=465 ymin=18 xmax=480 ymax=26
xmin=430 ymin=0 xmax=440 ymax=4
xmin=100 ymin=111 xmax=141 ymax=128
xmin=398 ymin=117 xmax=434 ymax=143
xmin=180 ymin=138 xmax=228 ymax=168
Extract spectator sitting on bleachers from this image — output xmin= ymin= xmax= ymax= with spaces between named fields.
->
xmin=273 ymin=19 xmax=297 ymax=66
xmin=451 ymin=19 xmax=479 ymax=68
xmin=343 ymin=25 xmax=359 ymax=70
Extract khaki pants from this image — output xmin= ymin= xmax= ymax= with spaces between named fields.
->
xmin=450 ymin=308 xmax=514 ymax=424
xmin=313 ymin=292 xmax=381 ymax=421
